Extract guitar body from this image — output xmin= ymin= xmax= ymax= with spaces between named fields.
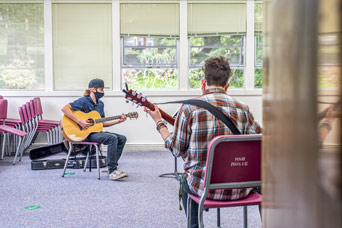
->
xmin=61 ymin=110 xmax=103 ymax=142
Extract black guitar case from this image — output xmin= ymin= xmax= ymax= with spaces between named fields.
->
xmin=31 ymin=156 xmax=107 ymax=170
xmin=29 ymin=143 xmax=68 ymax=160
xmin=29 ymin=143 xmax=106 ymax=170
xmin=29 ymin=142 xmax=92 ymax=160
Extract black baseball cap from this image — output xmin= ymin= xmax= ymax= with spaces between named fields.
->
xmin=88 ymin=78 xmax=104 ymax=88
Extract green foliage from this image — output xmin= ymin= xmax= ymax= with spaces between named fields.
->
xmin=0 ymin=51 xmax=38 ymax=89
xmin=229 ymin=69 xmax=244 ymax=88
xmin=255 ymin=68 xmax=263 ymax=88
xmin=124 ymin=69 xmax=177 ymax=90
xmin=0 ymin=3 xmax=44 ymax=90
xmin=123 ymin=37 xmax=178 ymax=89
xmin=189 ymin=68 xmax=244 ymax=89
xmin=189 ymin=69 xmax=204 ymax=89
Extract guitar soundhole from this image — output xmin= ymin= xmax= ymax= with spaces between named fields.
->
xmin=87 ymin=118 xmax=95 ymax=126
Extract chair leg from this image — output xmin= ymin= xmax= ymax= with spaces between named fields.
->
xmin=13 ymin=137 xmax=23 ymax=165
xmin=62 ymin=142 xmax=73 ymax=177
xmin=88 ymin=145 xmax=93 ymax=172
xmin=187 ymin=196 xmax=192 ymax=228
xmin=199 ymin=204 xmax=204 ymax=228
xmin=217 ymin=208 xmax=221 ymax=228
xmin=243 ymin=206 xmax=248 ymax=228
xmin=83 ymin=150 xmax=90 ymax=172
xmin=1 ymin=133 xmax=5 ymax=160
xmin=259 ymin=204 xmax=262 ymax=219
xmin=19 ymin=136 xmax=25 ymax=161
xmin=46 ymin=132 xmax=50 ymax=145
xmin=95 ymin=145 xmax=100 ymax=180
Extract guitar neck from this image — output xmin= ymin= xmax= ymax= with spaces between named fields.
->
xmin=147 ymin=103 xmax=175 ymax=126
xmin=95 ymin=115 xmax=122 ymax=124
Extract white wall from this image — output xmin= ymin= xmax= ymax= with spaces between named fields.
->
xmin=4 ymin=92 xmax=262 ymax=151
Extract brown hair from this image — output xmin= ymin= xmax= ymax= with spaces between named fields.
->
xmin=203 ymin=56 xmax=232 ymax=87
xmin=83 ymin=89 xmax=91 ymax=97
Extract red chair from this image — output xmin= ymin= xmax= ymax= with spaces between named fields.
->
xmin=0 ymin=99 xmax=21 ymax=127
xmin=187 ymin=134 xmax=262 ymax=228
xmin=0 ymin=99 xmax=23 ymax=157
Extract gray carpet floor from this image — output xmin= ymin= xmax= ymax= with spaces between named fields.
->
xmin=0 ymin=150 xmax=262 ymax=228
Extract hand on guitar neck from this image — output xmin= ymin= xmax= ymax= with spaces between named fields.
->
xmin=122 ymin=85 xmax=175 ymax=125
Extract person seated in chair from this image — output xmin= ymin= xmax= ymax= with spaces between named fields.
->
xmin=144 ymin=56 xmax=262 ymax=228
xmin=62 ymin=78 xmax=128 ymax=181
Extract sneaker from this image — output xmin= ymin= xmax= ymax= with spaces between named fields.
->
xmin=109 ymin=169 xmax=128 ymax=180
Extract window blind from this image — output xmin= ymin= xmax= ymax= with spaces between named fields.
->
xmin=52 ymin=3 xmax=112 ymax=90
xmin=188 ymin=3 xmax=247 ymax=36
xmin=120 ymin=3 xmax=179 ymax=37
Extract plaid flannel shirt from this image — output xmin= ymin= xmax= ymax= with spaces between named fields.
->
xmin=164 ymin=88 xmax=261 ymax=200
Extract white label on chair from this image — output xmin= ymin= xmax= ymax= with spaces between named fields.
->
xmin=231 ymin=157 xmax=248 ymax=166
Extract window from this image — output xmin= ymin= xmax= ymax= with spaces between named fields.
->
xmin=318 ymin=34 xmax=341 ymax=89
xmin=121 ymin=3 xmax=179 ymax=90
xmin=122 ymin=36 xmax=178 ymax=89
xmin=189 ymin=35 xmax=245 ymax=89
xmin=0 ymin=3 xmax=44 ymax=90
xmin=52 ymin=4 xmax=112 ymax=91
xmin=188 ymin=3 xmax=246 ymax=89
xmin=254 ymin=3 xmax=263 ymax=88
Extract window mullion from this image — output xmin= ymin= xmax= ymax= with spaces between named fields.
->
xmin=179 ymin=0 xmax=188 ymax=91
xmin=112 ymin=0 xmax=121 ymax=91
xmin=244 ymin=1 xmax=255 ymax=90
xmin=44 ymin=0 xmax=53 ymax=91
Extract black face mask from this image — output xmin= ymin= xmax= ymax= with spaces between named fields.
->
xmin=94 ymin=91 xmax=104 ymax=100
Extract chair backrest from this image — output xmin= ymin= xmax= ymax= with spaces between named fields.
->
xmin=25 ymin=102 xmax=33 ymax=121
xmin=204 ymin=134 xmax=262 ymax=190
xmin=34 ymin=97 xmax=43 ymax=116
xmin=29 ymin=100 xmax=36 ymax=118
xmin=20 ymin=105 xmax=29 ymax=124
xmin=18 ymin=106 xmax=26 ymax=125
xmin=0 ymin=99 xmax=8 ymax=119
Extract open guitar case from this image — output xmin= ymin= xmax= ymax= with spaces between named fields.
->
xmin=29 ymin=142 xmax=107 ymax=170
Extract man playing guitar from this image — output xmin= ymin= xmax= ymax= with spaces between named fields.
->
xmin=62 ymin=78 xmax=128 ymax=180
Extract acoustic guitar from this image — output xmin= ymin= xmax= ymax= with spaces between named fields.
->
xmin=61 ymin=110 xmax=138 ymax=142
xmin=122 ymin=84 xmax=175 ymax=125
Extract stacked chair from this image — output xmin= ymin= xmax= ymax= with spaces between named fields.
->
xmin=32 ymin=97 xmax=62 ymax=145
xmin=0 ymin=99 xmax=27 ymax=163
xmin=0 ymin=97 xmax=62 ymax=164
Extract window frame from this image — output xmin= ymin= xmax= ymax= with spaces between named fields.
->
xmin=188 ymin=34 xmax=246 ymax=89
xmin=120 ymin=36 xmax=180 ymax=90
xmin=0 ymin=0 xmax=264 ymax=97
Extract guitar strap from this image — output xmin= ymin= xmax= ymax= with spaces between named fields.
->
xmin=157 ymin=99 xmax=241 ymax=135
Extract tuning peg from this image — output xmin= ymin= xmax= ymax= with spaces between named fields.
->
xmin=137 ymin=92 xmax=143 ymax=99
xmin=136 ymin=105 xmax=139 ymax=108
xmin=132 ymin=90 xmax=137 ymax=96
xmin=127 ymin=97 xmax=132 ymax=101
xmin=138 ymin=103 xmax=142 ymax=106
xmin=126 ymin=100 xmax=129 ymax=103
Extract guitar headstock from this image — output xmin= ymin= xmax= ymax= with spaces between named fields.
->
xmin=126 ymin=112 xmax=139 ymax=119
xmin=122 ymin=83 xmax=153 ymax=110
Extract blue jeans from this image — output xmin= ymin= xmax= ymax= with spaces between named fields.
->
xmin=85 ymin=131 xmax=127 ymax=173
xmin=181 ymin=175 xmax=199 ymax=228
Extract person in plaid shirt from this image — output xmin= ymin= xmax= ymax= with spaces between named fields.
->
xmin=145 ymin=56 xmax=261 ymax=228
